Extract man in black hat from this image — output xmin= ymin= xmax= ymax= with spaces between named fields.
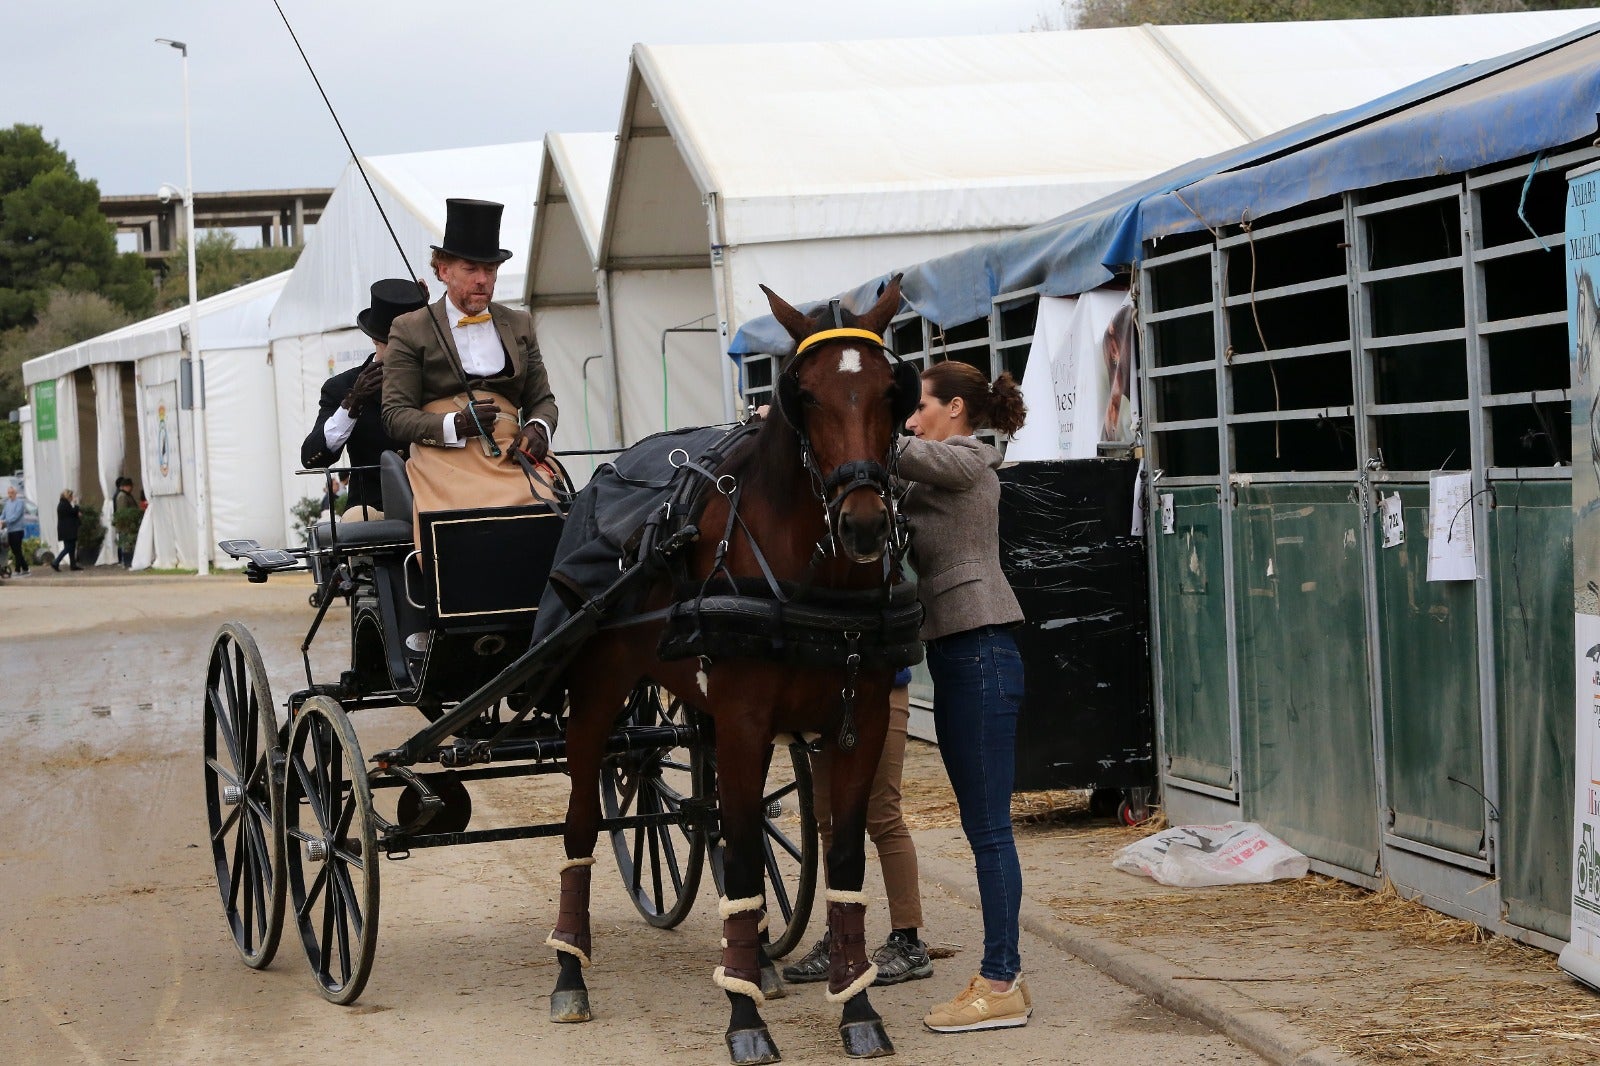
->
xmin=301 ymin=278 xmax=428 ymax=520
xmin=382 ymin=198 xmax=559 ymax=515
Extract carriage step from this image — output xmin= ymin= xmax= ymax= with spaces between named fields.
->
xmin=219 ymin=538 xmax=300 ymax=580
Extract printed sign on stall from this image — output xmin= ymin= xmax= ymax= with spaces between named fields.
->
xmin=1563 ymin=160 xmax=1600 ymax=993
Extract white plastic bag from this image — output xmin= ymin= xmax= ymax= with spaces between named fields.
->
xmin=1112 ymin=821 xmax=1309 ymax=888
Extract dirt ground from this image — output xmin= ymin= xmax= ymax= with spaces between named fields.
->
xmin=896 ymin=749 xmax=1600 ymax=1065
xmin=0 ymin=572 xmax=1256 ymax=1065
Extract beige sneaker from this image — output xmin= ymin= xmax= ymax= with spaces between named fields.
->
xmin=923 ymin=973 xmax=1032 ymax=1033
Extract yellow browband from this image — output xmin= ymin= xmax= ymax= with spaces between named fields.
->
xmin=793 ymin=327 xmax=886 ymax=356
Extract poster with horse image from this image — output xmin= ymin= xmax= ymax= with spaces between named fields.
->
xmin=142 ymin=380 xmax=183 ymax=496
xmin=1562 ymin=160 xmax=1600 ymax=992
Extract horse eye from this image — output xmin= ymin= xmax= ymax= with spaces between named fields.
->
xmin=799 ymin=389 xmax=820 ymax=407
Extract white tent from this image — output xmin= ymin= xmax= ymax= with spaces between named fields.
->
xmin=523 ymin=132 xmax=617 ymax=486
xmin=602 ymin=9 xmax=1600 ymax=443
xmin=268 ymin=141 xmax=542 ymax=538
xmin=22 ymin=271 xmax=290 ymax=569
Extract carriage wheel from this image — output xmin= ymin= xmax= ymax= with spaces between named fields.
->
xmin=282 ymin=695 xmax=380 ymax=1005
xmin=708 ymin=741 xmax=819 ymax=959
xmin=601 ymin=685 xmax=706 ymax=929
xmin=203 ymin=622 xmax=286 ymax=969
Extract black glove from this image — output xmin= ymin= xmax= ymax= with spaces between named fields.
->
xmin=454 ymin=399 xmax=499 ymax=439
xmin=341 ymin=363 xmax=384 ymax=416
xmin=510 ymin=420 xmax=549 ymax=463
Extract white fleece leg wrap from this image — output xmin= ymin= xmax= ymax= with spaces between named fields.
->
xmin=824 ymin=962 xmax=880 ymax=1004
xmin=824 ymin=888 xmax=869 ymax=907
xmin=545 ymin=933 xmax=591 ymax=967
xmin=713 ymin=965 xmax=766 ymax=1004
xmin=718 ymin=895 xmax=764 ymax=919
xmin=557 ymin=856 xmax=596 ymax=872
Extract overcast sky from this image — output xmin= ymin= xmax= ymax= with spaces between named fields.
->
xmin=4 ymin=1 xmax=1050 ymax=198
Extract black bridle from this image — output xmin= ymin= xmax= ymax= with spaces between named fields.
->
xmin=778 ymin=303 xmax=915 ymax=564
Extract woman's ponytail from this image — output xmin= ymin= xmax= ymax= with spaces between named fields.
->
xmin=987 ymin=372 xmax=1027 ymax=436
xmin=921 ymin=361 xmax=1028 ymax=435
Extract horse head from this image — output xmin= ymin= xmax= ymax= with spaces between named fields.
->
xmin=760 ymin=276 xmax=914 ymax=564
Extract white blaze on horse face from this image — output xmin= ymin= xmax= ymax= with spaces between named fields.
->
xmin=837 ymin=348 xmax=863 ymax=374
xmin=696 ymin=668 xmax=709 ymax=696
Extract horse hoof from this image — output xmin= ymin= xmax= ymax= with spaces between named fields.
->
xmin=549 ymin=988 xmax=592 ymax=1023
xmin=759 ymin=961 xmax=787 ymax=1000
xmin=840 ymin=1018 xmax=895 ymax=1058
xmin=726 ymin=1026 xmax=782 ymax=1064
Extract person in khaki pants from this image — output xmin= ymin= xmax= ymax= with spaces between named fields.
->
xmin=785 ymin=668 xmax=931 ymax=986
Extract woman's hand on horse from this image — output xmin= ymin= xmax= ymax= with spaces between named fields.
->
xmin=509 ymin=420 xmax=549 ymax=463
xmin=454 ymin=399 xmax=499 ymax=439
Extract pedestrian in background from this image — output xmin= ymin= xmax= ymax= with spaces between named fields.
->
xmin=898 ymin=360 xmax=1032 ymax=1034
xmin=52 ymin=489 xmax=83 ymax=572
xmin=112 ymin=476 xmax=138 ymax=568
xmin=2 ymin=484 xmax=30 ymax=577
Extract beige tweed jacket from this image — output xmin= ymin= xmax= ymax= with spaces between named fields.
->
xmin=897 ymin=435 xmax=1023 ymax=642
xmin=381 ymin=298 xmax=559 ymax=448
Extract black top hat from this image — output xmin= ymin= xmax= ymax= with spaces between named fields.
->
xmin=431 ymin=198 xmax=514 ymax=264
xmin=357 ymin=278 xmax=429 ymax=342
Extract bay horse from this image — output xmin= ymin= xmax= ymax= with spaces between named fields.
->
xmin=545 ymin=276 xmax=915 ymax=1062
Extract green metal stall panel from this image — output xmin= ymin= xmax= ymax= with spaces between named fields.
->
xmin=1234 ymin=485 xmax=1380 ymax=874
xmin=1372 ymin=485 xmax=1486 ymax=859
xmin=1154 ymin=486 xmax=1233 ymax=789
xmin=1491 ymin=481 xmax=1574 ymax=938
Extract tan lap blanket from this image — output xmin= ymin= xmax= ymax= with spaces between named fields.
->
xmin=407 ymin=393 xmax=562 ymax=545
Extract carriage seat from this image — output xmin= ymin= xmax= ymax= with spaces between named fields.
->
xmin=381 ymin=450 xmax=414 ymax=530
xmin=308 ymin=517 xmax=413 ymax=554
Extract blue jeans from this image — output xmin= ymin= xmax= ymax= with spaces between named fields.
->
xmin=926 ymin=625 xmax=1024 ymax=981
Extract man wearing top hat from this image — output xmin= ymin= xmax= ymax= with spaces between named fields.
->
xmin=383 ymin=198 xmax=561 ymax=521
xmin=301 ymin=278 xmax=429 ymax=521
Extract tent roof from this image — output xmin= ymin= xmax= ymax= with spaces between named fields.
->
xmin=524 ymin=132 xmax=616 ymax=306
xmin=731 ymin=16 xmax=1600 ymax=354
xmin=23 ymin=271 xmax=291 ymax=385
xmin=609 ymin=9 xmax=1600 ymax=258
xmin=269 ymin=140 xmax=542 ymax=340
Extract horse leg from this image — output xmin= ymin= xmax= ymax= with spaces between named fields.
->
xmin=714 ymin=722 xmax=781 ymax=1065
xmin=547 ymin=660 xmax=631 ymax=1023
xmin=823 ymin=707 xmax=895 ymax=1059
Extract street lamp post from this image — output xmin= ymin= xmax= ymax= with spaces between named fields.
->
xmin=157 ymin=37 xmax=210 ymax=576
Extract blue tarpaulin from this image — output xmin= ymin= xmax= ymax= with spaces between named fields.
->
xmin=731 ymin=23 xmax=1600 ymax=357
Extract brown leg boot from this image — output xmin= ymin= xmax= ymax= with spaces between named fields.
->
xmin=824 ymin=890 xmax=878 ymax=1003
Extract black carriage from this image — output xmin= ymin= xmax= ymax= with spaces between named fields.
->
xmin=202 ymin=452 xmax=819 ymax=1004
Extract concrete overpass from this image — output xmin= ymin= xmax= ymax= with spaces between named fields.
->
xmin=101 ymin=188 xmax=331 ymax=260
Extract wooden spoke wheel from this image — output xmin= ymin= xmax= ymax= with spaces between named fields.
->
xmin=203 ymin=622 xmax=286 ymax=969
xmin=601 ymin=685 xmax=707 ymax=929
xmin=708 ymin=740 xmax=819 ymax=959
xmin=282 ymin=695 xmax=380 ymax=1005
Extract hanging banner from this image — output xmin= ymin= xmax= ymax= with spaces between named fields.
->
xmin=1006 ymin=289 xmax=1136 ymax=462
xmin=1563 ymin=159 xmax=1600 ymax=993
xmin=33 ymin=380 xmax=57 ymax=441
xmin=144 ymin=380 xmax=183 ymax=496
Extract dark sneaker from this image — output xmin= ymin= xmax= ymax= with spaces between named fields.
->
xmin=781 ymin=932 xmax=831 ymax=984
xmin=871 ymin=930 xmax=933 ymax=985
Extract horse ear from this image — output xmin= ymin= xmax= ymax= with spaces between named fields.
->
xmin=857 ymin=274 xmax=904 ymax=337
xmin=760 ymin=284 xmax=813 ymax=343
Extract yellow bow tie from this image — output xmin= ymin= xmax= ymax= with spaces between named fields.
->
xmin=456 ymin=312 xmax=492 ymax=326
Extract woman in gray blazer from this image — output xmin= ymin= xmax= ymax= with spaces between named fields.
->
xmin=898 ymin=360 xmax=1032 ymax=1034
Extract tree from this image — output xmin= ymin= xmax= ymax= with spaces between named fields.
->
xmin=0 ymin=125 xmax=153 ymax=332
xmin=156 ymin=230 xmax=302 ymax=311
xmin=1045 ymin=0 xmax=1597 ymax=30
xmin=0 ymin=288 xmax=133 ymax=413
